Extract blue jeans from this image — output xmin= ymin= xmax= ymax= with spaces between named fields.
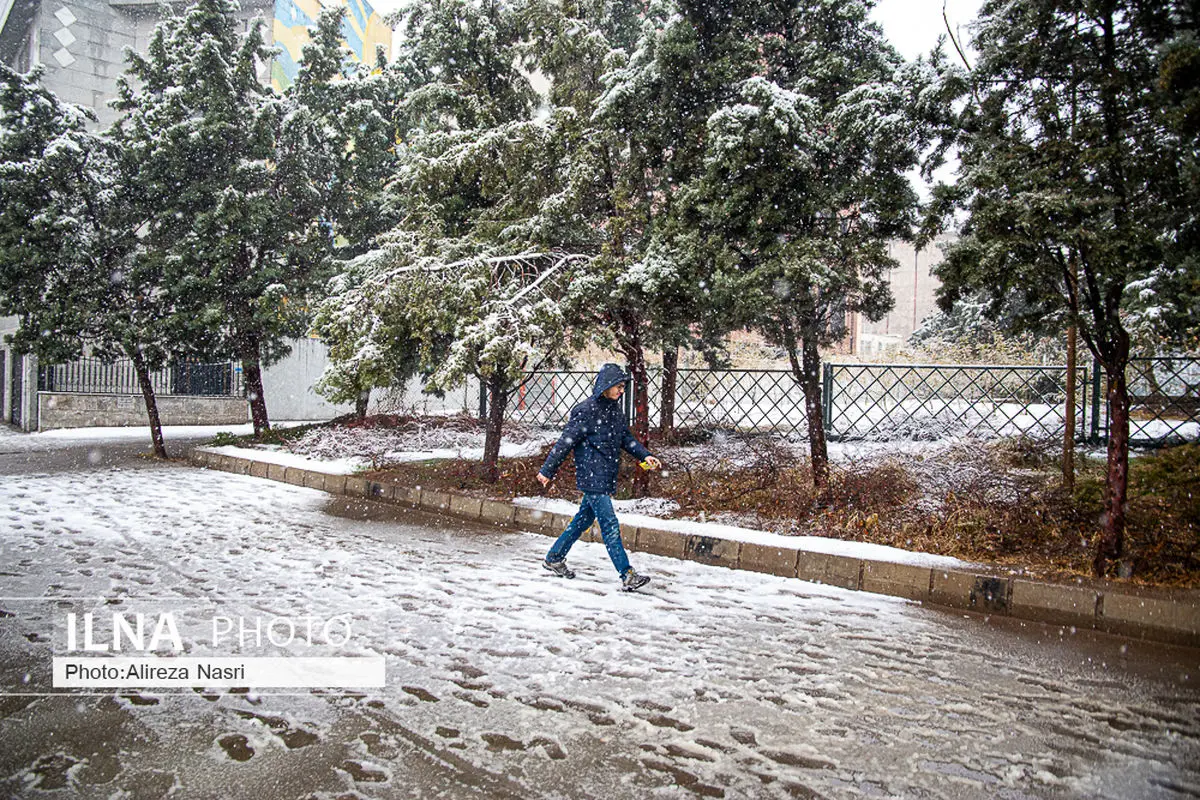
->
xmin=546 ymin=493 xmax=631 ymax=577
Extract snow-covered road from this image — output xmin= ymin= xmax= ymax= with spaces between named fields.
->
xmin=1 ymin=454 xmax=1198 ymax=799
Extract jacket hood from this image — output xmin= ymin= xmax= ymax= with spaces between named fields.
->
xmin=592 ymin=363 xmax=628 ymax=398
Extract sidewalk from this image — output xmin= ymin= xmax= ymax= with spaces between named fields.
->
xmin=190 ymin=446 xmax=1200 ymax=649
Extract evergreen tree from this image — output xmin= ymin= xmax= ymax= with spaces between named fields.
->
xmin=311 ymin=243 xmax=424 ymax=419
xmin=326 ymin=0 xmax=571 ymax=479
xmin=408 ymin=250 xmax=575 ymax=481
xmin=930 ymin=0 xmax=1198 ymax=575
xmin=297 ymin=8 xmax=403 ymax=418
xmin=111 ymin=0 xmax=333 ymax=436
xmin=289 ymin=7 xmax=397 ymax=261
xmin=525 ymin=0 xmax=734 ymax=490
xmin=0 ymin=65 xmax=180 ymax=457
xmin=691 ymin=0 xmax=945 ymax=490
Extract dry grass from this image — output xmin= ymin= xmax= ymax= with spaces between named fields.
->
xmin=296 ymin=418 xmax=1199 ymax=588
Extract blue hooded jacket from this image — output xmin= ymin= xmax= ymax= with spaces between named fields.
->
xmin=539 ymin=363 xmax=652 ymax=495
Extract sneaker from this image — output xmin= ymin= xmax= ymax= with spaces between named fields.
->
xmin=621 ymin=570 xmax=650 ymax=591
xmin=543 ymin=559 xmax=576 ymax=579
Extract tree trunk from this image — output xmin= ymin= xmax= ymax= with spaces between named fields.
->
xmin=482 ymin=373 xmax=509 ymax=483
xmin=626 ymin=344 xmax=651 ymax=499
xmin=355 ymin=387 xmax=370 ymax=421
xmin=659 ymin=346 xmax=678 ymax=440
xmin=129 ymin=347 xmax=168 ymax=459
xmin=1094 ymin=357 xmax=1130 ymax=577
xmin=801 ymin=338 xmax=830 ymax=491
xmin=612 ymin=314 xmax=653 ymax=499
xmin=1063 ymin=318 xmax=1077 ymax=491
xmin=782 ymin=323 xmax=830 ymax=492
xmin=241 ymin=347 xmax=271 ymax=437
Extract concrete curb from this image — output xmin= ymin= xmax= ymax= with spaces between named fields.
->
xmin=189 ymin=448 xmax=1200 ymax=649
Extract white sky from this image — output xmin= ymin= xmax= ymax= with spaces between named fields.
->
xmin=871 ymin=0 xmax=983 ymax=61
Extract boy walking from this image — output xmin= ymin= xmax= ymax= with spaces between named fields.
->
xmin=537 ymin=363 xmax=661 ymax=590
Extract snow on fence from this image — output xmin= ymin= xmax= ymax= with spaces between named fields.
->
xmin=496 ymin=358 xmax=1199 ymax=447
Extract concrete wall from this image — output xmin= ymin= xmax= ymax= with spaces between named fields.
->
xmin=259 ymin=338 xmax=482 ymax=422
xmin=379 ymin=375 xmax=479 ymax=418
xmin=38 ymin=392 xmax=248 ymax=430
xmin=259 ymin=338 xmax=354 ymax=421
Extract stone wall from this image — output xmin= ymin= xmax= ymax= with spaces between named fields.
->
xmin=38 ymin=393 xmax=248 ymax=430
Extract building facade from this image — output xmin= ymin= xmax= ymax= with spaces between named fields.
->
xmin=850 ymin=236 xmax=949 ymax=359
xmin=1 ymin=0 xmax=389 ymax=429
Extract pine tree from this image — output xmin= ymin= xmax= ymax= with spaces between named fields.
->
xmin=325 ymin=0 xmax=572 ymax=480
xmin=690 ymin=0 xmax=944 ymax=490
xmin=0 ymin=65 xmax=181 ymax=457
xmin=523 ymin=0 xmax=734 ymax=492
xmin=310 ymin=243 xmax=425 ymax=419
xmin=931 ymin=0 xmax=1198 ymax=576
xmin=289 ymin=7 xmax=397 ymax=260
xmin=111 ymin=0 xmax=333 ymax=436
xmin=296 ymin=8 xmax=402 ymax=418
xmin=408 ymin=251 xmax=575 ymax=481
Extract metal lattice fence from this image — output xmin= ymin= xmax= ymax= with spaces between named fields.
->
xmin=506 ymin=371 xmax=596 ymax=426
xmin=498 ymin=357 xmax=1199 ymax=447
xmin=826 ymin=363 xmax=1090 ymax=441
xmin=501 ymin=369 xmax=816 ymax=435
xmin=648 ymin=370 xmax=812 ymax=436
xmin=1125 ymin=357 xmax=1200 ymax=447
xmin=38 ymin=358 xmax=245 ymax=397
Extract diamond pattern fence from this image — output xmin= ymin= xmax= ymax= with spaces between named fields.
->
xmin=505 ymin=371 xmax=598 ymax=427
xmin=1124 ymin=357 xmax=1200 ymax=447
xmin=826 ymin=363 xmax=1089 ymax=441
xmin=647 ymin=369 xmax=812 ymax=436
xmin=498 ymin=358 xmax=1199 ymax=446
xmin=500 ymin=369 xmax=816 ymax=435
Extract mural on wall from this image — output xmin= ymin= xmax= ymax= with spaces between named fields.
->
xmin=271 ymin=0 xmax=391 ymax=91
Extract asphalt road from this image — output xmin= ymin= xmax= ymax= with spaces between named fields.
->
xmin=0 ymin=438 xmax=1197 ymax=799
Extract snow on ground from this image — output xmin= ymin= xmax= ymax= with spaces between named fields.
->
xmin=0 ymin=422 xmax=316 ymax=452
xmin=205 ymin=427 xmax=559 ymax=476
xmin=0 ymin=420 xmax=1111 ymax=571
xmin=259 ymin=420 xmax=561 ymax=471
xmin=202 ymin=421 xmax=994 ymax=562
xmin=513 ymin=496 xmax=969 ymax=569
xmin=1 ymin=461 xmax=1197 ymax=798
xmin=1135 ymin=418 xmax=1200 ymax=441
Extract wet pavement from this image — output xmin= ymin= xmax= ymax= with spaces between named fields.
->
xmin=0 ymin=438 xmax=1198 ymax=799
